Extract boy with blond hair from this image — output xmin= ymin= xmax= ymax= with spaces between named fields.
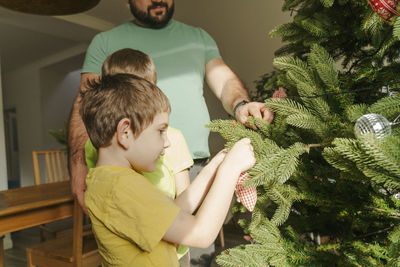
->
xmin=81 ymin=74 xmax=255 ymax=266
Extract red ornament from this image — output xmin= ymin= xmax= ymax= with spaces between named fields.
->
xmin=367 ymin=0 xmax=400 ymax=23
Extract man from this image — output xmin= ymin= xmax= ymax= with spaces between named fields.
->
xmin=68 ymin=0 xmax=272 ymax=264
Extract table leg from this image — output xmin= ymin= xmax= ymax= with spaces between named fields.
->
xmin=0 ymin=235 xmax=5 ymax=267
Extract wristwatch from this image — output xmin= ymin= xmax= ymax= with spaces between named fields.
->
xmin=233 ymin=100 xmax=249 ymax=117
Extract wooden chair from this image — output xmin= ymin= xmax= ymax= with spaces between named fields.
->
xmin=32 ymin=150 xmax=69 ymax=185
xmin=32 ymin=150 xmax=71 ymax=241
xmin=26 ymin=198 xmax=101 ymax=267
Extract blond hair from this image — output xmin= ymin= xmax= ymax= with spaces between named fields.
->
xmin=102 ymin=48 xmax=157 ymax=84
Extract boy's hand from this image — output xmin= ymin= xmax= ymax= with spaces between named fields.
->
xmin=224 ymin=138 xmax=255 ymax=174
xmin=201 ymin=149 xmax=227 ymax=177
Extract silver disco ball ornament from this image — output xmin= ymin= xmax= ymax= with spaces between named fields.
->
xmin=354 ymin=113 xmax=391 ymax=139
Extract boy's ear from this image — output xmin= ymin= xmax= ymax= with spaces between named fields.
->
xmin=116 ymin=118 xmax=132 ymax=150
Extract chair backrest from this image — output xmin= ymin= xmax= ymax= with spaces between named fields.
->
xmin=32 ymin=150 xmax=69 ymax=185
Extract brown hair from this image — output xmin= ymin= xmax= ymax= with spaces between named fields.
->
xmin=102 ymin=48 xmax=157 ymax=84
xmin=80 ymin=73 xmax=170 ymax=149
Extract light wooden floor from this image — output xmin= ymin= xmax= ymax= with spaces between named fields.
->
xmin=4 ymin=220 xmax=245 ymax=267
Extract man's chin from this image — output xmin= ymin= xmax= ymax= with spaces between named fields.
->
xmin=150 ymin=22 xmax=169 ymax=29
xmin=149 ymin=17 xmax=169 ymax=27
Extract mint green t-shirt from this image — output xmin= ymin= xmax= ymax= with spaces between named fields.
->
xmin=82 ymin=20 xmax=221 ymax=159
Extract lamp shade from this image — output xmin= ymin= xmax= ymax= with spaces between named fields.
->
xmin=0 ymin=0 xmax=100 ymax=15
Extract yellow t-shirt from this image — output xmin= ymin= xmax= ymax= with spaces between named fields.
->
xmin=85 ymin=127 xmax=193 ymax=259
xmin=85 ymin=166 xmax=180 ymax=267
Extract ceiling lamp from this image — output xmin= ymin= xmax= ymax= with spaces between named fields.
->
xmin=0 ymin=0 xmax=100 ymax=16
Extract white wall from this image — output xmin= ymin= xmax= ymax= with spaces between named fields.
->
xmin=40 ymin=55 xmax=83 ymax=148
xmin=0 ymin=55 xmax=8 ymax=190
xmin=4 ymin=67 xmax=45 ymax=187
xmin=3 ymin=45 xmax=87 ymax=186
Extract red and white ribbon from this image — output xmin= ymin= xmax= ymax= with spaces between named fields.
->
xmin=235 ymin=172 xmax=257 ymax=212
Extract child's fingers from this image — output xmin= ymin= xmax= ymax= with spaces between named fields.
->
xmin=238 ymin=138 xmax=251 ymax=144
xmin=224 ymin=138 xmax=256 ymax=173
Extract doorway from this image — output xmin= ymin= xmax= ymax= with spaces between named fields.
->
xmin=4 ymin=108 xmax=20 ymax=188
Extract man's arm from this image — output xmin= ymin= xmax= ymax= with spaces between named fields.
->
xmin=205 ymin=58 xmax=273 ymax=124
xmin=68 ymin=72 xmax=100 ymax=213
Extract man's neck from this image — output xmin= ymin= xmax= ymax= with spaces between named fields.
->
xmin=132 ymin=19 xmax=173 ymax=29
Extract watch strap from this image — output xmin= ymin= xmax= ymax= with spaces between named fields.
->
xmin=233 ymin=100 xmax=249 ymax=117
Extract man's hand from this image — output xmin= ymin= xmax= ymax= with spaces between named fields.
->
xmin=71 ymin=161 xmax=88 ymax=214
xmin=235 ymin=102 xmax=274 ymax=125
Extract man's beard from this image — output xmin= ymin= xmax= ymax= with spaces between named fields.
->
xmin=129 ymin=1 xmax=174 ymax=29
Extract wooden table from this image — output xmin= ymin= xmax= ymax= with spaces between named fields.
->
xmin=0 ymin=181 xmax=74 ymax=266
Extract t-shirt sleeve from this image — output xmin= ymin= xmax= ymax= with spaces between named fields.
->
xmin=199 ymin=29 xmax=221 ymax=64
xmin=166 ymin=128 xmax=193 ymax=174
xmin=84 ymin=139 xmax=98 ymax=171
xmin=102 ymin=175 xmax=180 ymax=252
xmin=81 ymin=33 xmax=108 ymax=74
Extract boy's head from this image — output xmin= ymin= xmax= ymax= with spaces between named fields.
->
xmin=80 ymin=73 xmax=170 ymax=151
xmin=102 ymin=48 xmax=157 ymax=84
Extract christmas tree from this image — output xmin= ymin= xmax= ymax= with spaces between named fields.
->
xmin=209 ymin=0 xmax=400 ymax=266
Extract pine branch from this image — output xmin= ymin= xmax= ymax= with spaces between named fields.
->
xmin=320 ymin=0 xmax=334 ymax=8
xmin=358 ymin=134 xmax=400 ymax=178
xmin=346 ymin=29 xmax=393 ymax=74
xmin=388 ymin=225 xmax=400 ymax=266
xmin=269 ymin=23 xmax=300 ymax=38
xmin=301 ymin=18 xmax=327 ymax=37
xmin=394 ymin=17 xmax=400 ymax=40
xmin=273 ymin=56 xmax=315 ymax=86
xmin=297 ymin=82 xmax=331 ymax=120
xmin=364 ymin=207 xmax=400 ymax=219
xmin=368 ymin=96 xmax=400 ymax=120
xmin=265 ymin=98 xmax=312 ymax=117
xmin=308 ymin=44 xmax=338 ymax=90
xmin=345 ymin=104 xmax=369 ymax=122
